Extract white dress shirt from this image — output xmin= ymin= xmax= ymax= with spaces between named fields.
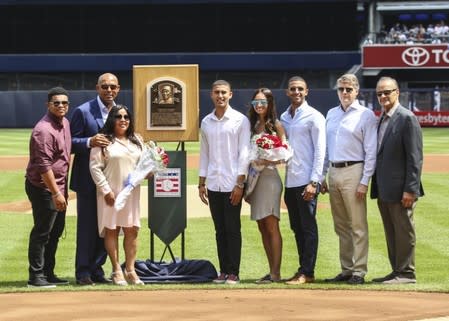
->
xmin=199 ymin=106 xmax=251 ymax=192
xmin=324 ymin=100 xmax=378 ymax=186
xmin=280 ymin=101 xmax=326 ymax=188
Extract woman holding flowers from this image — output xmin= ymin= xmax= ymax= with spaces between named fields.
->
xmin=247 ymin=87 xmax=289 ymax=284
xmin=89 ymin=105 xmax=145 ymax=286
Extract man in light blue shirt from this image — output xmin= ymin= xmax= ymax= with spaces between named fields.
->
xmin=280 ymin=76 xmax=326 ymax=285
xmin=321 ymin=73 xmax=377 ymax=285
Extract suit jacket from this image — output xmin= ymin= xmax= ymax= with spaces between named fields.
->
xmin=69 ymin=98 xmax=105 ymax=193
xmin=370 ymin=105 xmax=424 ymax=201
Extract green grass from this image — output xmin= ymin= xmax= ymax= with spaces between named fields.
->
xmin=0 ymin=129 xmax=31 ymax=156
xmin=0 ymin=172 xmax=448 ymax=293
xmin=1 ymin=128 xmax=449 ymax=293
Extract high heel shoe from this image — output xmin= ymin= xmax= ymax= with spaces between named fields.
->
xmin=124 ymin=270 xmax=144 ymax=285
xmin=111 ymin=270 xmax=128 ymax=286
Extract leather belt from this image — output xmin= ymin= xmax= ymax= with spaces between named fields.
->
xmin=330 ymin=161 xmax=363 ymax=168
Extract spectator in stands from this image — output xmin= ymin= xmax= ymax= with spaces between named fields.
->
xmin=371 ymin=76 xmax=424 ymax=284
xmin=247 ymin=87 xmax=286 ymax=284
xmin=70 ymin=73 xmax=121 ymax=286
xmin=89 ymin=105 xmax=145 ymax=286
xmin=280 ymin=76 xmax=326 ymax=285
xmin=198 ymin=80 xmax=251 ymax=285
xmin=26 ymin=87 xmax=71 ymax=288
xmin=321 ymin=74 xmax=377 ymax=285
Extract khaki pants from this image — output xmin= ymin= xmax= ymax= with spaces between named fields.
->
xmin=328 ymin=163 xmax=368 ymax=277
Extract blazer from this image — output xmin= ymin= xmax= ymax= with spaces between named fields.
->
xmin=69 ymin=98 xmax=105 ymax=193
xmin=370 ymin=105 xmax=424 ymax=202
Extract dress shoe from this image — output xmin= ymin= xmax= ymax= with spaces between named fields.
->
xmin=382 ymin=276 xmax=416 ymax=284
xmin=324 ymin=273 xmax=351 ymax=282
xmin=255 ymin=274 xmax=280 ymax=284
xmin=285 ymin=274 xmax=315 ymax=285
xmin=372 ymin=272 xmax=397 ymax=283
xmin=76 ymin=276 xmax=95 ymax=286
xmin=92 ymin=275 xmax=112 ymax=284
xmin=347 ymin=275 xmax=365 ymax=285
xmin=27 ymin=277 xmax=56 ymax=288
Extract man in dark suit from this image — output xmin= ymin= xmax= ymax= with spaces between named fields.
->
xmin=370 ymin=76 xmax=424 ymax=284
xmin=70 ymin=73 xmax=120 ymax=285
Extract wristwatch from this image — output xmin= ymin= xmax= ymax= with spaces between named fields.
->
xmin=309 ymin=181 xmax=318 ymax=187
xmin=235 ymin=183 xmax=245 ymax=189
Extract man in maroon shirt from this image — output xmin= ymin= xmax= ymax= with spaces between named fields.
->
xmin=25 ymin=87 xmax=72 ymax=288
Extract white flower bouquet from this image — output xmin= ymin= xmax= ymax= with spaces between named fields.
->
xmin=114 ymin=140 xmax=169 ymax=211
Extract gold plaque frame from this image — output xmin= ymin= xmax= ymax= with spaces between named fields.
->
xmin=133 ymin=64 xmax=199 ymax=142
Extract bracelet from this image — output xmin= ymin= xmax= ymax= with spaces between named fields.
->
xmin=198 ymin=183 xmax=206 ymax=189
xmin=52 ymin=191 xmax=61 ymax=198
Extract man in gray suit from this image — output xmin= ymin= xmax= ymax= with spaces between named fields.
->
xmin=370 ymin=76 xmax=424 ymax=284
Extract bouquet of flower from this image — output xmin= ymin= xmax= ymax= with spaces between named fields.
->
xmin=250 ymin=133 xmax=293 ymax=164
xmin=114 ymin=140 xmax=169 ymax=211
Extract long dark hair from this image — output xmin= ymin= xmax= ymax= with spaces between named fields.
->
xmin=99 ymin=104 xmax=142 ymax=149
xmin=248 ymin=87 xmax=277 ymax=135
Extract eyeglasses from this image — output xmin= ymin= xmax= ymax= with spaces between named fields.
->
xmin=337 ymin=87 xmax=354 ymax=93
xmin=114 ymin=114 xmax=130 ymax=121
xmin=376 ymin=88 xmax=397 ymax=97
xmin=51 ymin=101 xmax=69 ymax=107
xmin=289 ymin=86 xmax=305 ymax=92
xmin=251 ymin=99 xmax=268 ymax=108
xmin=101 ymin=84 xmax=119 ymax=90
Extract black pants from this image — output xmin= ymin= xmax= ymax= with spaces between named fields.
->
xmin=207 ymin=190 xmax=242 ymax=276
xmin=25 ymin=179 xmax=65 ymax=280
xmin=284 ymin=185 xmax=319 ymax=277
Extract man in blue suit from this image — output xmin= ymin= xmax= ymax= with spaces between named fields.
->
xmin=70 ymin=73 xmax=121 ymax=285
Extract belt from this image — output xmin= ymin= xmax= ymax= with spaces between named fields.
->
xmin=330 ymin=161 xmax=364 ymax=168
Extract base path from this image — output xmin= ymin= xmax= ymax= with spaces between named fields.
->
xmin=1 ymin=289 xmax=449 ymax=321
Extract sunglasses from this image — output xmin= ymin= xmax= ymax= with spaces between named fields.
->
xmin=251 ymin=99 xmax=268 ymax=108
xmin=376 ymin=88 xmax=397 ymax=97
xmin=337 ymin=87 xmax=354 ymax=93
xmin=289 ymin=86 xmax=305 ymax=92
xmin=51 ymin=100 xmax=69 ymax=107
xmin=114 ymin=114 xmax=130 ymax=120
xmin=101 ymin=84 xmax=119 ymax=90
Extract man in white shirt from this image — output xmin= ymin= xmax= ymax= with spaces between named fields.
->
xmin=198 ymin=80 xmax=251 ymax=285
xmin=280 ymin=76 xmax=326 ymax=285
xmin=321 ymin=73 xmax=377 ymax=285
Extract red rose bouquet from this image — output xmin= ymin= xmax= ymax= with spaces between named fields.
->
xmin=251 ymin=133 xmax=293 ymax=163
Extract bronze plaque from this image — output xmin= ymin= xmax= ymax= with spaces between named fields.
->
xmin=147 ymin=78 xmax=186 ymax=130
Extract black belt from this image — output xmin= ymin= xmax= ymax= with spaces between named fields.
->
xmin=330 ymin=161 xmax=363 ymax=168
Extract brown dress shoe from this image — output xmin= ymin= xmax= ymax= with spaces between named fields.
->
xmin=76 ymin=276 xmax=95 ymax=286
xmin=285 ymin=274 xmax=315 ymax=285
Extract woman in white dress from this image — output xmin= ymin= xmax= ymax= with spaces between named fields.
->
xmin=89 ymin=105 xmax=144 ymax=286
xmin=247 ymin=88 xmax=287 ymax=284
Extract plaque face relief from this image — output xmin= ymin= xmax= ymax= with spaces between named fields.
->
xmin=147 ymin=77 xmax=186 ymax=130
xmin=133 ymin=64 xmax=198 ymax=142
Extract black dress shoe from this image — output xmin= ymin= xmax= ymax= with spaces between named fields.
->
xmin=347 ymin=275 xmax=365 ymax=285
xmin=372 ymin=272 xmax=396 ymax=283
xmin=76 ymin=276 xmax=95 ymax=286
xmin=47 ymin=275 xmax=69 ymax=285
xmin=324 ymin=273 xmax=351 ymax=282
xmin=92 ymin=275 xmax=112 ymax=284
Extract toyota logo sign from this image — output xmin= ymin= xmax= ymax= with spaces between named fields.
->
xmin=402 ymin=47 xmax=430 ymax=66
